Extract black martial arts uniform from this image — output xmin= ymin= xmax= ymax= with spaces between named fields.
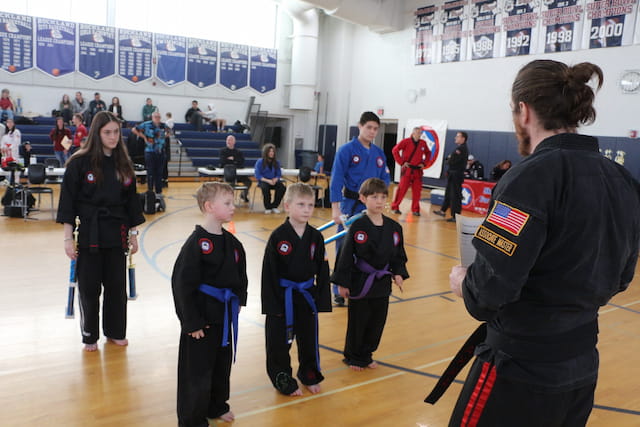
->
xmin=331 ymin=214 xmax=409 ymax=367
xmin=441 ymin=142 xmax=468 ymax=218
xmin=261 ymin=219 xmax=331 ymax=395
xmin=443 ymin=134 xmax=640 ymax=426
xmin=172 ymin=226 xmax=248 ymax=427
xmin=57 ymin=154 xmax=145 ymax=345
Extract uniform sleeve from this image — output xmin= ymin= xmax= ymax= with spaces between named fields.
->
xmin=314 ymin=234 xmax=332 ymax=312
xmin=378 ymin=149 xmax=391 ymax=185
xmin=261 ymin=234 xmax=283 ymax=315
xmin=125 ymin=174 xmax=145 ymax=227
xmin=171 ymin=236 xmax=207 ymax=334
xmin=390 ymin=223 xmax=409 ymax=279
xmin=330 ymin=226 xmax=356 ymax=289
xmin=56 ymin=159 xmax=82 ymax=225
xmin=391 ymin=140 xmax=404 ymax=165
xmin=330 ymin=146 xmax=348 ymax=203
xmin=462 ymin=190 xmax=548 ymax=321
xmin=234 ymin=239 xmax=249 ymax=306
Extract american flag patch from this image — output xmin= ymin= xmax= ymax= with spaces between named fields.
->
xmin=486 ymin=202 xmax=529 ymax=236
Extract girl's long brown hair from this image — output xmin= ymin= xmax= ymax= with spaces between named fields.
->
xmin=68 ymin=111 xmax=134 ymax=184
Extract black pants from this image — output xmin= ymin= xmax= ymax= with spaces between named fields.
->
xmin=442 ymin=170 xmax=464 ymax=217
xmin=145 ymin=151 xmax=166 ymax=194
xmin=77 ymin=247 xmax=127 ymax=344
xmin=449 ymin=358 xmax=595 ymax=427
xmin=265 ymin=307 xmax=324 ymax=394
xmin=177 ymin=325 xmax=232 ymax=427
xmin=258 ymin=181 xmax=286 ymax=209
xmin=343 ymin=296 xmax=389 ymax=367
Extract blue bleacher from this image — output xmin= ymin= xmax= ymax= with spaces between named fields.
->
xmin=17 ymin=116 xmax=261 ymax=170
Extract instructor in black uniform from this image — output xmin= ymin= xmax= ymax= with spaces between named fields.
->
xmin=58 ymin=111 xmax=145 ymax=352
xmin=439 ymin=60 xmax=640 ymax=426
xmin=433 ymin=131 xmax=468 ymax=222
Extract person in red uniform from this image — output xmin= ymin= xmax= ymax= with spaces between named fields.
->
xmin=390 ymin=127 xmax=429 ymax=216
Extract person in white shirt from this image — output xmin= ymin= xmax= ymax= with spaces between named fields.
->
xmin=1 ymin=118 xmax=21 ymax=161
xmin=202 ymin=103 xmax=227 ymax=132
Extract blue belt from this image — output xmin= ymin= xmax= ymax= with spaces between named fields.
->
xmin=198 ymin=284 xmax=240 ymax=363
xmin=279 ymin=278 xmax=320 ymax=372
xmin=349 ymin=258 xmax=392 ymax=300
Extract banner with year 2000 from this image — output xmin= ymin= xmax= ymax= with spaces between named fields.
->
xmin=583 ymin=0 xmax=638 ymax=49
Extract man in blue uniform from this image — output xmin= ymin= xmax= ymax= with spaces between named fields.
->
xmin=329 ymin=111 xmax=390 ymax=305
xmin=428 ymin=60 xmax=640 ymax=426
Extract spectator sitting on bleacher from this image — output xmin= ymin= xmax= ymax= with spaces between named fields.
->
xmin=0 ymin=88 xmax=16 ymax=122
xmin=220 ymin=135 xmax=251 ymax=202
xmin=108 ymin=97 xmax=125 ymax=125
xmin=185 ymin=100 xmax=203 ymax=131
xmin=88 ymin=92 xmax=107 ymax=125
xmin=464 ymin=154 xmax=485 ymax=180
xmin=72 ymin=91 xmax=89 ymax=124
xmin=165 ymin=112 xmax=174 ymax=133
xmin=255 ymin=143 xmax=286 ymax=214
xmin=1 ymin=118 xmax=21 ymax=164
xmin=50 ymin=116 xmax=72 ymax=166
xmin=142 ymin=97 xmax=157 ymax=122
xmin=202 ymin=103 xmax=227 ymax=132
xmin=314 ymin=153 xmax=324 ymax=174
xmin=71 ymin=113 xmax=88 ymax=154
xmin=59 ymin=94 xmax=73 ymax=125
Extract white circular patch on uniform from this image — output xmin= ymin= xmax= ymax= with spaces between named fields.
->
xmin=199 ymin=238 xmax=213 ymax=254
xmin=352 ymin=155 xmax=361 ymax=164
xmin=376 ymin=157 xmax=384 ymax=168
xmin=277 ymin=240 xmax=292 ymax=255
xmin=354 ymin=231 xmax=368 ymax=244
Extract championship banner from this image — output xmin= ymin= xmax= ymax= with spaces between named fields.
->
xmin=540 ymin=0 xmax=584 ymax=53
xmin=415 ymin=5 xmax=439 ymax=65
xmin=583 ymin=0 xmax=638 ymax=49
xmin=219 ymin=42 xmax=248 ymax=91
xmin=155 ymin=33 xmax=186 ymax=86
xmin=78 ymin=23 xmax=115 ymax=80
xmin=404 ymin=119 xmax=448 ymax=179
xmin=35 ymin=18 xmax=75 ymax=77
xmin=502 ymin=0 xmax=541 ymax=56
xmin=469 ymin=0 xmax=503 ymax=59
xmin=187 ymin=38 xmax=218 ymax=88
xmin=249 ymin=46 xmax=277 ymax=93
xmin=0 ymin=12 xmax=33 ymax=74
xmin=118 ymin=29 xmax=152 ymax=83
xmin=438 ymin=0 xmax=468 ymax=62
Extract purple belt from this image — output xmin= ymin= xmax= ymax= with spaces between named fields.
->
xmin=349 ymin=259 xmax=392 ymax=300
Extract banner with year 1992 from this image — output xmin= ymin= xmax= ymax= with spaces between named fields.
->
xmin=78 ymin=23 xmax=115 ymax=80
xmin=36 ymin=17 xmax=75 ymax=77
xmin=502 ymin=0 xmax=541 ymax=56
xmin=0 ymin=12 xmax=33 ymax=74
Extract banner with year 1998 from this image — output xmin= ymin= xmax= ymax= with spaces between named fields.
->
xmin=78 ymin=23 xmax=115 ymax=80
xmin=540 ymin=0 xmax=584 ymax=53
xmin=0 ymin=12 xmax=33 ymax=74
xmin=36 ymin=18 xmax=75 ymax=77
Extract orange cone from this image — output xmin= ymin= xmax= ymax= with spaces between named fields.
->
xmin=227 ymin=221 xmax=236 ymax=234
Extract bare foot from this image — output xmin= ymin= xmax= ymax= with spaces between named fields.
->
xmin=84 ymin=343 xmax=98 ymax=352
xmin=305 ymin=384 xmax=321 ymax=394
xmin=289 ymin=388 xmax=303 ymax=396
xmin=368 ymin=361 xmax=379 ymax=369
xmin=219 ymin=410 xmax=235 ymax=422
xmin=349 ymin=365 xmax=364 ymax=372
xmin=107 ymin=337 xmax=128 ymax=346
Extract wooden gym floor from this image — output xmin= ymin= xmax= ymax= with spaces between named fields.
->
xmin=1 ymin=181 xmax=639 ymax=426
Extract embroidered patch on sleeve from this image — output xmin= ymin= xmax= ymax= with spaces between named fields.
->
xmin=486 ymin=201 xmax=529 ymax=236
xmin=474 ymin=226 xmax=517 ymax=256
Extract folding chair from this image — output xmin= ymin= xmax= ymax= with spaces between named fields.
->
xmin=27 ymin=163 xmax=55 ymax=220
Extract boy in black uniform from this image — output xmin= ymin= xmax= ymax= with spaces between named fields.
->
xmin=262 ymin=183 xmax=331 ymax=395
xmin=436 ymin=60 xmax=640 ymax=426
xmin=171 ymin=182 xmax=248 ymax=426
xmin=331 ymin=178 xmax=409 ymax=370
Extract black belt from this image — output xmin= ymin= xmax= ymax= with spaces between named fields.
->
xmin=343 ymin=188 xmax=359 ymax=200
xmin=408 ymin=164 xmax=422 ymax=170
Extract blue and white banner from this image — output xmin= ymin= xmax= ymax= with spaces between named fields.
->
xmin=438 ymin=0 xmax=467 ymax=63
xmin=78 ymin=23 xmax=115 ymax=80
xmin=415 ymin=5 xmax=439 ymax=65
xmin=118 ymin=28 xmax=152 ymax=83
xmin=469 ymin=0 xmax=502 ymax=60
xmin=249 ymin=47 xmax=277 ymax=93
xmin=155 ymin=33 xmax=186 ymax=86
xmin=187 ymin=38 xmax=218 ymax=88
xmin=540 ymin=0 xmax=584 ymax=53
xmin=0 ymin=12 xmax=33 ymax=74
xmin=219 ymin=42 xmax=248 ymax=91
xmin=36 ymin=18 xmax=75 ymax=77
xmin=583 ymin=0 xmax=638 ymax=49
xmin=502 ymin=0 xmax=541 ymax=56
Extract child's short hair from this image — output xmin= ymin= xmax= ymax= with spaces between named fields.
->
xmin=166 ymin=112 xmax=172 ymax=118
xmin=359 ymin=111 xmax=380 ymax=126
xmin=195 ymin=182 xmax=234 ymax=212
xmin=283 ymin=182 xmax=315 ymax=205
xmin=359 ymin=178 xmax=388 ymax=197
